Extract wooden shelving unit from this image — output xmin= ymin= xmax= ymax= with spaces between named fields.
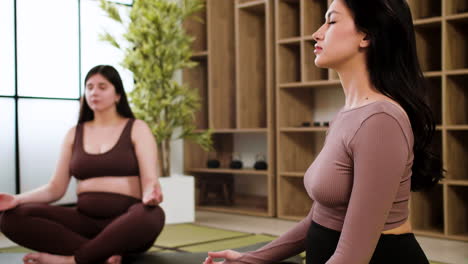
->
xmin=183 ymin=0 xmax=468 ymax=241
xmin=183 ymin=0 xmax=276 ymax=217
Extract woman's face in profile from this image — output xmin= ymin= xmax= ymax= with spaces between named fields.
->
xmin=85 ymin=74 xmax=120 ymax=113
xmin=312 ymin=0 xmax=369 ymax=69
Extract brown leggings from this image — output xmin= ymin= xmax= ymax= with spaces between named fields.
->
xmin=0 ymin=192 xmax=165 ymax=264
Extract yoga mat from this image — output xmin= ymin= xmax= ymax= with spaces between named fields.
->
xmin=180 ymin=234 xmax=276 ymax=252
xmin=154 ymin=224 xmax=248 ymax=248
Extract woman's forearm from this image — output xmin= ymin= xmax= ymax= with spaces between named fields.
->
xmin=16 ymin=184 xmax=63 ymax=205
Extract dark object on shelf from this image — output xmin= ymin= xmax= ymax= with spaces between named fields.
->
xmin=207 ymin=159 xmax=220 ymax=168
xmin=313 ymin=121 xmax=321 ymax=127
xmin=198 ymin=174 xmax=234 ymax=206
xmin=323 ymin=121 xmax=330 ymax=127
xmin=459 ymin=7 xmax=468 ymax=13
xmin=230 ymin=152 xmax=243 ymax=169
xmin=254 ymin=153 xmax=268 ymax=170
xmin=207 ymin=152 xmax=220 ymax=168
xmin=301 ymin=122 xmax=311 ymax=127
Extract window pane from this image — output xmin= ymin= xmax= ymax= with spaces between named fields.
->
xmin=18 ymin=99 xmax=79 ymax=204
xmin=0 ymin=0 xmax=15 ymax=96
xmin=17 ymin=0 xmax=79 ymax=98
xmin=0 ymin=99 xmax=16 ymax=194
xmin=81 ymin=0 xmax=134 ymax=93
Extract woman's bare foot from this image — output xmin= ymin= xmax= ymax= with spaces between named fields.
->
xmin=23 ymin=252 xmax=75 ymax=264
xmin=106 ymin=255 xmax=122 ymax=264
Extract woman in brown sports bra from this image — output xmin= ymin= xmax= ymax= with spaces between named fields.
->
xmin=0 ymin=65 xmax=165 ymax=264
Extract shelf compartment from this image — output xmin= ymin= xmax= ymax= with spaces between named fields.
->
xmin=414 ymin=21 xmax=442 ymax=72
xmin=184 ymin=133 xmax=233 ymax=170
xmin=303 ymin=40 xmax=328 ymax=81
xmin=236 ymin=3 xmax=267 ymax=129
xmin=183 ymin=58 xmax=209 ymax=130
xmin=410 ymin=184 xmax=444 ymax=234
xmin=447 ymin=185 xmax=468 ymax=238
xmin=446 ymin=74 xmax=468 ymax=125
xmin=278 ymin=131 xmax=325 ymax=173
xmin=302 ymin=0 xmax=328 ymax=36
xmin=278 ymin=42 xmax=302 ymax=83
xmin=277 ymin=0 xmax=301 ymax=39
xmin=446 ymin=17 xmax=468 ymax=70
xmin=183 ymin=0 xmax=207 ymax=52
xmin=430 ymin=130 xmax=443 ymax=164
xmin=445 ymin=0 xmax=468 ymax=15
xmin=407 ymin=0 xmax=442 ymax=19
xmin=278 ymin=175 xmax=312 ymax=219
xmin=209 ymin=0 xmax=236 ymax=129
xmin=278 ymin=86 xmax=343 ymax=128
xmin=425 ymin=76 xmax=442 ymax=125
xmin=446 ymin=130 xmax=468 ymax=180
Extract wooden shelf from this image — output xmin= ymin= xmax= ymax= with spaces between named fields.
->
xmin=426 ymin=75 xmax=442 ymax=125
xmin=280 ymin=172 xmax=304 ymax=177
xmin=446 ymin=69 xmax=468 ymax=75
xmin=276 ymin=0 xmax=300 ymax=39
xmin=184 ymin=0 xmax=276 ymax=217
xmin=183 ymin=54 xmax=209 ymax=130
xmin=445 ymin=16 xmax=468 ymax=70
xmin=446 ymin=130 xmax=468 ymax=180
xmin=236 ymin=1 xmax=268 ymax=129
xmin=445 ymin=0 xmax=468 ymax=15
xmin=414 ymin=20 xmax=442 ymax=72
xmin=278 ymin=131 xmax=325 ymax=172
xmin=183 ymin=0 xmax=207 ymax=52
xmin=279 ymin=80 xmax=341 ymax=89
xmin=197 ymin=194 xmax=269 ymax=216
xmin=446 ymin=74 xmax=468 ymax=125
xmin=278 ymin=41 xmax=301 ymax=84
xmin=192 ymin=51 xmax=208 ymax=59
xmin=188 ymin=168 xmax=269 ymax=175
xmin=447 ymin=185 xmax=468 ymax=238
xmin=413 ymin=16 xmax=443 ymax=25
xmin=303 ymin=40 xmax=328 ymax=81
xmin=302 ymin=0 xmax=328 ymax=36
xmin=407 ymin=0 xmax=442 ymax=20
xmin=280 ymin=127 xmax=328 ymax=132
xmin=446 ymin=180 xmax=468 ymax=186
xmin=410 ymin=184 xmax=444 ymax=234
xmin=423 ymin=71 xmax=443 ymax=77
xmin=277 ymin=37 xmax=302 ymax=44
xmin=277 ymin=176 xmax=311 ymax=219
xmin=237 ymin=0 xmax=265 ymax=12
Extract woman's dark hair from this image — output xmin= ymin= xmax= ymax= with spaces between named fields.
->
xmin=341 ymin=0 xmax=444 ymax=191
xmin=78 ymin=65 xmax=135 ymax=123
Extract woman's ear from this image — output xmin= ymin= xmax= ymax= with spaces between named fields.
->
xmin=360 ymin=34 xmax=370 ymax=48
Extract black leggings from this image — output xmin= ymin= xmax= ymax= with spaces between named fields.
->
xmin=306 ymin=221 xmax=429 ymax=264
xmin=0 ymin=192 xmax=165 ymax=264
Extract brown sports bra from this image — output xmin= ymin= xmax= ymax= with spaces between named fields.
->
xmin=69 ymin=118 xmax=140 ymax=180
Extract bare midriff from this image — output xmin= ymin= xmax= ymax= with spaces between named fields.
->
xmin=381 ymin=219 xmax=412 ymax=235
xmin=77 ymin=176 xmax=142 ymax=199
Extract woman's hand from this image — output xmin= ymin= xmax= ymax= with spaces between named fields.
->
xmin=0 ymin=193 xmax=19 ymax=211
xmin=142 ymin=182 xmax=163 ymax=206
xmin=203 ymin=250 xmax=243 ymax=264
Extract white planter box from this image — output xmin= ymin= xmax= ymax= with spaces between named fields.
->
xmin=159 ymin=174 xmax=195 ymax=224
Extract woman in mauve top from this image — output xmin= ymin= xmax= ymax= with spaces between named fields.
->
xmin=204 ymin=0 xmax=444 ymax=263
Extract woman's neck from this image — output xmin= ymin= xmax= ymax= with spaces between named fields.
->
xmin=335 ymin=58 xmax=382 ymax=109
xmin=92 ymin=109 xmax=123 ymax=126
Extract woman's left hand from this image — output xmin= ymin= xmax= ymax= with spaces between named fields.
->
xmin=142 ymin=182 xmax=163 ymax=206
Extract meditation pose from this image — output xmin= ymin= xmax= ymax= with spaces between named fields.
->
xmin=203 ymin=0 xmax=443 ymax=263
xmin=0 ymin=65 xmax=165 ymax=264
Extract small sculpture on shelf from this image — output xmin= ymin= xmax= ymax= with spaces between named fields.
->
xmin=229 ymin=152 xmax=243 ymax=169
xmin=254 ymin=153 xmax=268 ymax=170
xmin=206 ymin=151 xmax=220 ymax=169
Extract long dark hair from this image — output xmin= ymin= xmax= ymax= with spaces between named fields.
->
xmin=78 ymin=65 xmax=134 ymax=123
xmin=342 ymin=0 xmax=444 ymax=191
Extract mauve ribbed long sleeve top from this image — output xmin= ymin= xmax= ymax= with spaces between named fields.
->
xmin=229 ymin=100 xmax=414 ymax=264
